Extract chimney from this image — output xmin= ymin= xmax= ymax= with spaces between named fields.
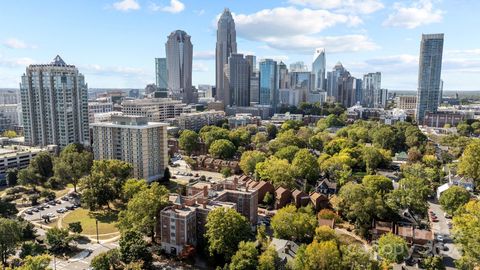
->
xmin=203 ymin=185 xmax=208 ymax=197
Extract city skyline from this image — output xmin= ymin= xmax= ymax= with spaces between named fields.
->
xmin=0 ymin=0 xmax=479 ymax=90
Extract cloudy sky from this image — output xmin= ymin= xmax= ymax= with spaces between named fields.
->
xmin=0 ymin=0 xmax=479 ymax=90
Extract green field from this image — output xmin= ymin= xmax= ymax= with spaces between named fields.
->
xmin=62 ymin=208 xmax=119 ymax=236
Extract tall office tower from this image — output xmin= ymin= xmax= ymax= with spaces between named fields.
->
xmin=312 ymin=48 xmax=326 ymax=91
xmin=223 ymin=54 xmax=250 ymax=107
xmin=289 ymin=61 xmax=308 ymax=72
xmin=216 ymin=8 xmax=237 ymax=105
xmin=166 ymin=30 xmax=193 ymax=104
xmin=326 ymin=62 xmax=346 ymax=102
xmin=416 ymin=33 xmax=444 ymax=122
xmin=290 ymin=71 xmax=313 ymax=103
xmin=277 ymin=61 xmax=289 ymax=89
xmin=355 ymin=78 xmax=363 ymax=105
xmin=439 ymin=79 xmax=444 ymax=105
xmin=245 ymin=55 xmax=256 ymax=73
xmin=91 ymin=115 xmax=168 ymax=182
xmin=259 ymin=59 xmax=278 ymax=110
xmin=250 ymin=72 xmax=260 ymax=104
xmin=337 ymin=72 xmax=357 ymax=108
xmin=20 ymin=55 xmax=89 ymax=148
xmin=363 ymin=72 xmax=382 ymax=108
xmin=155 ymin=58 xmax=168 ymax=95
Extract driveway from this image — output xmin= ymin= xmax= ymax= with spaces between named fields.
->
xmin=49 ymin=242 xmax=118 ymax=270
xmin=428 ymin=201 xmax=461 ymax=269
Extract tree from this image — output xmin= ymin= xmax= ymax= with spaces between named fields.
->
xmin=0 ymin=199 xmax=18 ymax=217
xmin=15 ymin=255 xmax=51 ymax=270
xmin=54 ymin=143 xmax=93 ymax=192
xmin=18 ymin=168 xmax=40 ymax=188
xmin=291 ymin=240 xmax=341 ymax=270
xmin=371 ymin=126 xmax=395 ymax=150
xmin=292 ymin=149 xmax=320 ymax=183
xmin=45 ymin=227 xmax=76 ymax=253
xmin=1 ymin=130 xmax=17 ymax=138
xmin=221 ymin=167 xmax=233 ymax=178
xmin=421 ymin=256 xmax=445 ymax=270
xmin=205 ymin=208 xmax=251 ymax=260
xmin=340 ymin=245 xmax=379 ymax=270
xmin=265 ymin=124 xmax=277 ymax=140
xmin=252 ymin=132 xmax=268 ymax=147
xmin=161 ymin=167 xmax=171 ymax=182
xmin=258 ymin=246 xmax=280 ymax=270
xmin=119 ymin=230 xmax=152 ymax=265
xmin=19 ymin=241 xmax=45 ymax=259
xmin=386 ymin=177 xmax=430 ymax=216
xmin=281 ymin=120 xmax=303 ymax=131
xmin=200 ymin=126 xmax=230 ymax=147
xmin=0 ymin=218 xmax=22 ymax=265
xmin=28 ymin=152 xmax=54 ymax=183
xmin=209 ymin=139 xmax=236 ymax=159
xmin=362 ymin=147 xmax=385 ymax=174
xmin=458 ymin=140 xmax=480 ymax=184
xmin=122 ymin=178 xmax=148 ymax=201
xmin=452 ymin=200 xmax=480 ymax=268
xmin=439 ymin=186 xmax=470 ymax=215
xmin=274 ymin=146 xmax=300 ymax=163
xmin=457 ymin=123 xmax=473 ymax=136
xmin=377 ymin=233 xmax=408 ymax=264
xmin=239 ymin=150 xmax=266 ymax=174
xmin=314 ymin=226 xmax=337 ymax=243
xmin=179 ymin=130 xmax=200 ymax=155
xmin=362 ymin=175 xmax=393 ymax=195
xmin=229 ymin=241 xmax=258 ymax=270
xmin=271 ymin=205 xmax=317 ymax=243
xmin=118 ymin=183 xmax=169 ymax=241
xmin=256 ymin=157 xmax=295 ymax=189
xmin=5 ymin=168 xmax=18 ymax=186
xmin=91 ymin=249 xmax=121 ymax=270
xmin=229 ymin=128 xmax=251 ymax=147
xmin=269 ymin=130 xmax=306 ymax=152
xmin=68 ymin=222 xmax=83 ymax=234
xmin=263 ymin=192 xmax=273 ymax=206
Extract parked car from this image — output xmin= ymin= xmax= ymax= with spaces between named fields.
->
xmin=444 ymin=212 xmax=452 ymax=219
xmin=46 ymin=213 xmax=55 ymax=218
xmin=42 ymin=204 xmax=50 ymax=209
xmin=32 ymin=208 xmax=40 ymax=212
xmin=61 ymin=197 xmax=69 ymax=201
xmin=66 ymin=205 xmax=75 ymax=210
xmin=48 ymin=201 xmax=56 ymax=206
xmin=55 ymin=200 xmax=61 ymax=204
xmin=56 ymin=208 xmax=67 ymax=213
xmin=73 ymin=203 xmax=81 ymax=208
xmin=25 ymin=209 xmax=33 ymax=215
xmin=436 ymin=235 xmax=445 ymax=242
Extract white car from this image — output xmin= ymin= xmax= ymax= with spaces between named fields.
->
xmin=436 ymin=235 xmax=445 ymax=242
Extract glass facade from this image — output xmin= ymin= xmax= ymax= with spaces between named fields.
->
xmin=259 ymin=59 xmax=277 ymax=110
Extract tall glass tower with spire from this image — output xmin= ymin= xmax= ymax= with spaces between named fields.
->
xmin=165 ymin=30 xmax=193 ymax=103
xmin=216 ymin=8 xmax=237 ymax=105
xmin=312 ymin=48 xmax=326 ymax=91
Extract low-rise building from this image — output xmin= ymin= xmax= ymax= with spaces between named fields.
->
xmin=271 ymin=112 xmax=303 ymax=123
xmin=92 ymin=111 xmax=123 ymax=123
xmin=275 ymin=187 xmax=292 ymax=209
xmin=88 ymin=102 xmax=114 ymax=123
xmin=121 ymin=98 xmax=193 ymax=122
xmin=170 ymin=110 xmax=225 ymax=131
xmin=227 ymin=113 xmax=261 ymax=129
xmin=0 ymin=145 xmax=57 ymax=180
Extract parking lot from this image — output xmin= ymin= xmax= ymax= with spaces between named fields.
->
xmin=22 ymin=193 xmax=80 ymax=222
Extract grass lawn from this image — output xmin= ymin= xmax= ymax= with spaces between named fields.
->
xmin=62 ymin=208 xmax=119 ymax=235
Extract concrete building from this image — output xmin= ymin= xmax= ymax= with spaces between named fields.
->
xmin=90 ymin=115 xmax=168 ymax=182
xmin=223 ymin=54 xmax=250 ymax=107
xmin=166 ymin=30 xmax=193 ymax=103
xmin=88 ymin=102 xmax=114 ymax=123
xmin=227 ymin=113 xmax=261 ymax=128
xmin=0 ymin=144 xmax=57 ymax=180
xmin=20 ymin=55 xmax=89 ymax=148
xmin=326 ymin=62 xmax=346 ymax=102
xmin=271 ymin=112 xmax=303 ymax=123
xmin=216 ymin=8 xmax=237 ymax=105
xmin=416 ymin=34 xmax=444 ymax=122
xmin=277 ymin=61 xmax=289 ymax=89
xmin=397 ymin=96 xmax=417 ymax=110
xmin=0 ymin=89 xmax=19 ymax=104
xmin=259 ymin=59 xmax=278 ymax=111
xmin=155 ymin=57 xmax=168 ymax=92
xmin=171 ymin=110 xmax=225 ymax=131
xmin=92 ymin=111 xmax=123 ymax=123
xmin=363 ymin=72 xmax=382 ymax=108
xmin=0 ymin=104 xmax=21 ymax=132
xmin=290 ymin=71 xmax=313 ymax=103
xmin=289 ymin=61 xmax=307 ymax=72
xmin=121 ymin=98 xmax=192 ymax=122
xmin=250 ymin=71 xmax=260 ymax=104
xmin=312 ymin=48 xmax=326 ymax=91
xmin=279 ymin=88 xmax=301 ymax=107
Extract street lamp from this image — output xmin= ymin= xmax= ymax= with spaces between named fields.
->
xmin=96 ymin=219 xmax=99 ymax=243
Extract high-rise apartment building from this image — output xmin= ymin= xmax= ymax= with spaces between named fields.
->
xmin=259 ymin=59 xmax=278 ymax=110
xmin=312 ymin=49 xmax=326 ymax=91
xmin=121 ymin=98 xmax=193 ymax=122
xmin=20 ymin=56 xmax=89 ymax=148
xmin=155 ymin=58 xmax=168 ymax=96
xmin=216 ymin=8 xmax=237 ymax=105
xmin=91 ymin=115 xmax=168 ymax=182
xmin=250 ymin=72 xmax=260 ymax=104
xmin=223 ymin=54 xmax=250 ymax=107
xmin=326 ymin=62 xmax=346 ymax=102
xmin=363 ymin=72 xmax=382 ymax=108
xmin=166 ymin=30 xmax=193 ymax=104
xmin=416 ymin=34 xmax=444 ymax=122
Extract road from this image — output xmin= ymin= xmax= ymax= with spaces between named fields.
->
xmin=49 ymin=242 xmax=118 ymax=270
xmin=428 ymin=201 xmax=461 ymax=269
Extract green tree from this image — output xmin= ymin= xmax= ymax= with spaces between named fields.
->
xmin=452 ymin=200 xmax=480 ymax=268
xmin=291 ymin=240 xmax=341 ymax=270
xmin=258 ymin=246 xmax=280 ymax=270
xmin=0 ymin=218 xmax=22 ymax=265
xmin=439 ymin=186 xmax=470 ymax=215
xmin=362 ymin=147 xmax=385 ymax=174
xmin=256 ymin=157 xmax=295 ymax=189
xmin=19 ymin=241 xmax=45 ymax=259
xmin=252 ymin=132 xmax=268 ymax=147
xmin=16 ymin=254 xmax=51 ymax=270
xmin=179 ymin=130 xmax=200 ymax=155
xmin=370 ymin=126 xmax=395 ymax=150
xmin=229 ymin=241 xmax=258 ymax=270
xmin=221 ymin=167 xmax=233 ymax=178
xmin=292 ymin=149 xmax=320 ymax=183
xmin=421 ymin=256 xmax=445 ymax=270
xmin=274 ymin=146 xmax=300 ymax=162
xmin=122 ymin=178 xmax=148 ymax=201
xmin=91 ymin=249 xmax=121 ymax=270
xmin=5 ymin=168 xmax=18 ymax=186
xmin=313 ymin=226 xmax=337 ymax=243
xmin=281 ymin=120 xmax=303 ymax=131
xmin=119 ymin=230 xmax=152 ymax=265
xmin=45 ymin=227 xmax=76 ymax=253
xmin=340 ymin=245 xmax=379 ymax=270
xmin=386 ymin=177 xmax=430 ymax=216
xmin=239 ymin=150 xmax=266 ymax=174
xmin=265 ymin=124 xmax=277 ymax=140
xmin=457 ymin=123 xmax=473 ymax=136
xmin=229 ymin=128 xmax=251 ymax=147
xmin=362 ymin=175 xmax=393 ymax=195
xmin=268 ymin=130 xmax=307 ymax=152
xmin=1 ymin=130 xmax=17 ymax=138
xmin=0 ymin=199 xmax=18 ymax=217
xmin=271 ymin=205 xmax=317 ymax=243
xmin=458 ymin=140 xmax=480 ymax=184
xmin=209 ymin=139 xmax=236 ymax=159
xmin=53 ymin=143 xmax=93 ymax=192
xmin=29 ymin=152 xmax=54 ymax=183
xmin=205 ymin=208 xmax=251 ymax=260
xmin=263 ymin=192 xmax=273 ymax=206
xmin=200 ymin=126 xmax=230 ymax=147
xmin=118 ymin=183 xmax=169 ymax=241
xmin=378 ymin=233 xmax=408 ymax=264
xmin=68 ymin=222 xmax=83 ymax=234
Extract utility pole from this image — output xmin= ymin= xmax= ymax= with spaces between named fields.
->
xmin=96 ymin=219 xmax=99 ymax=243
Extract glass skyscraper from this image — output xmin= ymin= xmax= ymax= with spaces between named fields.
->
xmin=259 ymin=59 xmax=278 ymax=110
xmin=416 ymin=33 xmax=444 ymax=122
xmin=165 ymin=30 xmax=193 ymax=103
xmin=312 ymin=49 xmax=326 ymax=91
xmin=155 ymin=57 xmax=168 ymax=91
xmin=216 ymin=8 xmax=237 ymax=105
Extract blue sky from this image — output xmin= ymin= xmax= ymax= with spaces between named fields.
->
xmin=0 ymin=0 xmax=479 ymax=90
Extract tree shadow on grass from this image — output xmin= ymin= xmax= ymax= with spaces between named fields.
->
xmin=88 ymin=210 xmax=119 ymax=224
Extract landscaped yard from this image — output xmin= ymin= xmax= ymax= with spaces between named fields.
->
xmin=62 ymin=208 xmax=119 ymax=235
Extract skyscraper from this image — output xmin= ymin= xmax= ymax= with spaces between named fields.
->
xmin=326 ymin=62 xmax=346 ymax=102
xmin=337 ymin=71 xmax=357 ymax=108
xmin=166 ymin=30 xmax=193 ymax=103
xmin=277 ymin=61 xmax=289 ymax=89
xmin=259 ymin=59 xmax=278 ymax=110
xmin=416 ymin=33 xmax=444 ymax=122
xmin=312 ymin=49 xmax=326 ymax=91
xmin=245 ymin=55 xmax=256 ymax=73
xmin=363 ymin=72 xmax=382 ymax=108
xmin=20 ymin=55 xmax=89 ymax=148
xmin=155 ymin=57 xmax=168 ymax=95
xmin=216 ymin=8 xmax=237 ymax=105
xmin=289 ymin=61 xmax=308 ymax=72
xmin=223 ymin=53 xmax=250 ymax=107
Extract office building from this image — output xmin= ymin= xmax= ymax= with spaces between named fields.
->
xmin=88 ymin=102 xmax=114 ymax=123
xmin=121 ymin=98 xmax=193 ymax=122
xmin=439 ymin=79 xmax=444 ymax=105
xmin=290 ymin=71 xmax=313 ymax=103
xmin=216 ymin=8 xmax=237 ymax=105
xmin=91 ymin=115 xmax=168 ymax=182
xmin=166 ymin=30 xmax=193 ymax=103
xmin=363 ymin=72 xmax=382 ymax=108
xmin=397 ymin=96 xmax=417 ymax=111
xmin=250 ymin=72 xmax=260 ymax=104
xmin=326 ymin=62 xmax=346 ymax=102
xmin=355 ymin=79 xmax=363 ymax=105
xmin=416 ymin=34 xmax=444 ymax=122
xmin=245 ymin=55 xmax=256 ymax=73
xmin=312 ymin=49 xmax=326 ymax=91
xmin=0 ymin=89 xmax=19 ymax=104
xmin=170 ymin=110 xmax=226 ymax=131
xmin=227 ymin=113 xmax=261 ymax=129
xmin=223 ymin=54 xmax=250 ymax=107
xmin=289 ymin=61 xmax=308 ymax=72
xmin=0 ymin=104 xmax=21 ymax=132
xmin=259 ymin=59 xmax=278 ymax=110
xmin=20 ymin=55 xmax=89 ymax=148
xmin=155 ymin=57 xmax=168 ymax=92
xmin=337 ymin=72 xmax=357 ymax=108
xmin=279 ymin=88 xmax=301 ymax=107
xmin=277 ymin=61 xmax=289 ymax=89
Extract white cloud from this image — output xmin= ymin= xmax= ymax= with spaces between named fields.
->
xmin=81 ymin=64 xmax=146 ymax=77
xmin=193 ymin=50 xmax=215 ymax=60
xmin=383 ymin=0 xmax=443 ymax=29
xmin=193 ymin=62 xmax=208 ymax=72
xmin=3 ymin=38 xmax=37 ymax=49
xmin=288 ymin=0 xmax=384 ymax=14
xmin=0 ymin=56 xmax=35 ymax=67
xmin=150 ymin=0 xmax=185 ymax=13
xmin=113 ymin=0 xmax=140 ymax=11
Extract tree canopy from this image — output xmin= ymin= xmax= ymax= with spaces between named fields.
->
xmin=271 ymin=205 xmax=317 ymax=243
